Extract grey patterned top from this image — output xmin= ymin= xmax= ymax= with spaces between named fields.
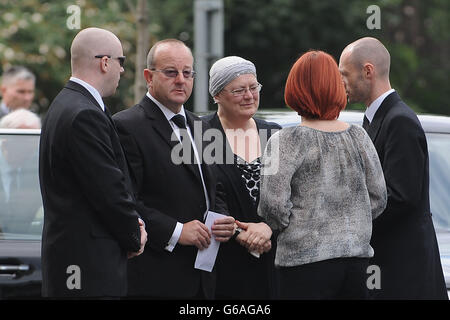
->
xmin=258 ymin=124 xmax=387 ymax=267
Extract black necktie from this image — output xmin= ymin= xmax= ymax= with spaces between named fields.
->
xmin=363 ymin=115 xmax=370 ymax=131
xmin=171 ymin=116 xmax=208 ymax=217
xmin=171 ymin=114 xmax=187 ymax=130
xmin=171 ymin=114 xmax=197 ymax=166
xmin=104 ymin=106 xmax=113 ymax=119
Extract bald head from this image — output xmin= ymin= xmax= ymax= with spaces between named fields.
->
xmin=339 ymin=37 xmax=392 ymax=106
xmin=71 ymin=27 xmax=122 ymax=75
xmin=146 ymin=39 xmax=192 ymax=69
xmin=70 ymin=27 xmax=124 ymax=97
xmin=341 ymin=37 xmax=390 ymax=79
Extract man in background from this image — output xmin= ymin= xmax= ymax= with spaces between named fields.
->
xmin=0 ymin=66 xmax=36 ymax=118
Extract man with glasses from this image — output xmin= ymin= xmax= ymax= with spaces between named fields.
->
xmin=113 ymin=39 xmax=235 ymax=299
xmin=39 ymin=27 xmax=147 ymax=298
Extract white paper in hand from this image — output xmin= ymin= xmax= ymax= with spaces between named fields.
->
xmin=194 ymin=211 xmax=226 ymax=272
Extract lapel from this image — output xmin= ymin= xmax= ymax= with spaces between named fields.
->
xmin=65 ymin=81 xmax=118 ymax=131
xmin=139 ymin=96 xmax=205 ymax=183
xmin=139 ymin=96 xmax=179 ymax=150
xmin=66 ymin=81 xmax=135 ymax=196
xmin=208 ymin=113 xmax=281 ymax=213
xmin=208 ymin=112 xmax=257 ymax=210
xmin=185 ymin=111 xmax=198 ymax=141
xmin=185 ymin=110 xmax=214 ymax=191
xmin=367 ymin=91 xmax=401 ymax=142
xmin=65 ymin=80 xmax=103 ymax=111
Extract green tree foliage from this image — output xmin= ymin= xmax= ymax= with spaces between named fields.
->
xmin=224 ymin=0 xmax=449 ymax=114
xmin=380 ymin=0 xmax=449 ymax=115
xmin=1 ymin=0 xmax=448 ymax=115
xmin=223 ymin=0 xmax=369 ymax=111
xmin=0 ymin=0 xmax=193 ymax=114
xmin=0 ymin=0 xmax=132 ymax=114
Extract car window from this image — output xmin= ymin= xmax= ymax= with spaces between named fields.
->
xmin=427 ymin=133 xmax=450 ymax=231
xmin=0 ymin=133 xmax=43 ymax=240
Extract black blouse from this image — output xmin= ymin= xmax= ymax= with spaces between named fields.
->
xmin=201 ymin=112 xmax=282 ymax=299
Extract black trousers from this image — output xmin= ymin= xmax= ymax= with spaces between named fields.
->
xmin=278 ymin=257 xmax=369 ymax=300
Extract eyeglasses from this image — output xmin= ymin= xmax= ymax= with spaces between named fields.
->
xmin=224 ymin=83 xmax=262 ymax=97
xmin=94 ymin=55 xmax=126 ymax=67
xmin=150 ymin=68 xmax=196 ymax=79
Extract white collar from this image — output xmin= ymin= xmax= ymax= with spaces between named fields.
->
xmin=146 ymin=92 xmax=186 ymax=123
xmin=365 ymin=89 xmax=395 ymax=123
xmin=70 ymin=77 xmax=105 ymax=112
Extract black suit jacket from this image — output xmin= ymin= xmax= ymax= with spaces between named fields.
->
xmin=39 ymin=81 xmax=142 ymax=298
xmin=202 ymin=112 xmax=281 ymax=299
xmin=367 ymin=91 xmax=447 ymax=299
xmin=113 ymin=96 xmax=227 ymax=298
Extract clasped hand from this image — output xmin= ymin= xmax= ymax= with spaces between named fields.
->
xmin=128 ymin=218 xmax=148 ymax=259
xmin=235 ymin=221 xmax=272 ymax=254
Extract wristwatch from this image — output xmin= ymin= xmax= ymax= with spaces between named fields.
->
xmin=231 ymin=227 xmax=243 ymax=241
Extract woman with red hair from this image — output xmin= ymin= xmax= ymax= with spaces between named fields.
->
xmin=258 ymin=50 xmax=387 ymax=299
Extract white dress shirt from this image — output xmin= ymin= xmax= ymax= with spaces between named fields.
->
xmin=146 ymin=92 xmax=210 ymax=252
xmin=70 ymin=77 xmax=105 ymax=112
xmin=365 ymin=89 xmax=395 ymax=123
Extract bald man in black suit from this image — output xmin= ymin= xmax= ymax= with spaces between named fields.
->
xmin=39 ymin=27 xmax=147 ymax=298
xmin=339 ymin=37 xmax=447 ymax=299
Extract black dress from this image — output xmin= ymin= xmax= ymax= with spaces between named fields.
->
xmin=202 ymin=112 xmax=281 ymax=299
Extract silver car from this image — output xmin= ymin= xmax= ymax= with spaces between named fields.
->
xmin=0 ymin=129 xmax=42 ymax=298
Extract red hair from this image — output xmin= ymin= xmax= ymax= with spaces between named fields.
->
xmin=284 ymin=50 xmax=347 ymax=120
